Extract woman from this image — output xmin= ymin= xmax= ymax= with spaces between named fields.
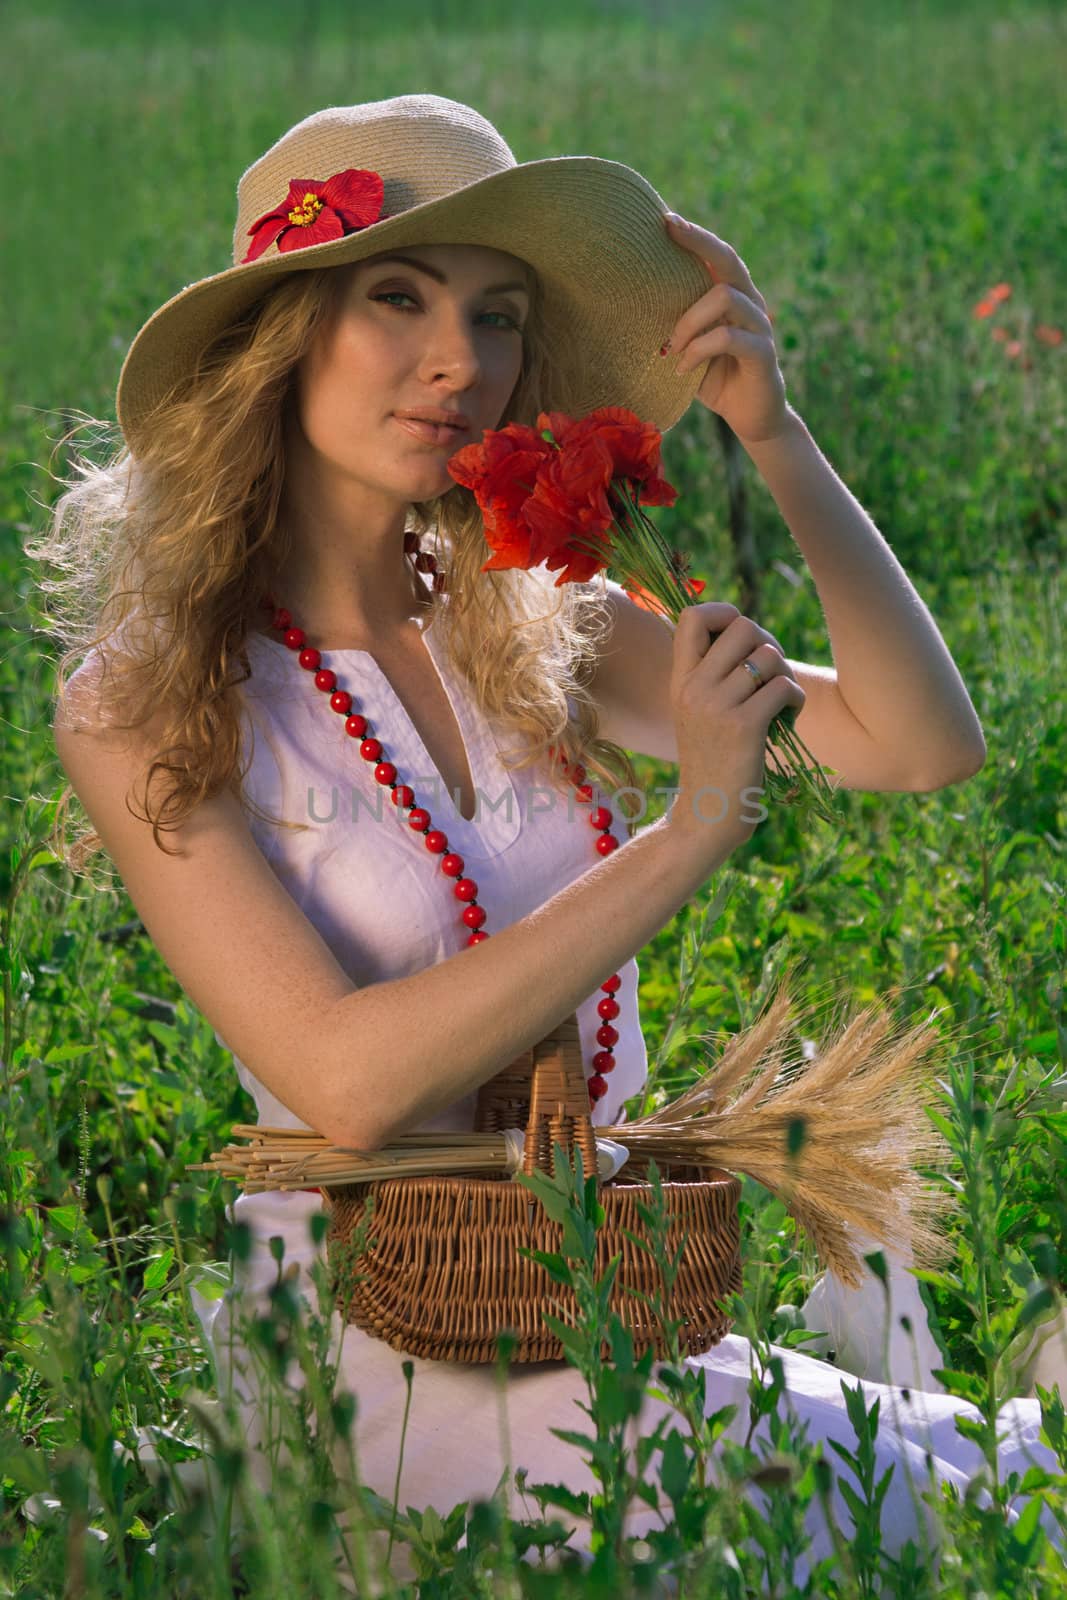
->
xmin=40 ymin=93 xmax=1058 ymax=1588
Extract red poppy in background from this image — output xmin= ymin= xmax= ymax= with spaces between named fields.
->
xmin=623 ymin=577 xmax=706 ymax=617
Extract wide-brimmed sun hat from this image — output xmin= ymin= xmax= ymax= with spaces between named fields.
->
xmin=115 ymin=92 xmax=710 ymax=457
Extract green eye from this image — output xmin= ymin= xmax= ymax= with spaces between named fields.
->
xmin=373 ymin=291 xmax=520 ymax=330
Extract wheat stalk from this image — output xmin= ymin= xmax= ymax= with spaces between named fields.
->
xmin=187 ymin=979 xmax=958 ymax=1284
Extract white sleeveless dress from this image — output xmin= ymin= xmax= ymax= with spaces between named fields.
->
xmin=188 ymin=607 xmax=1061 ymax=1582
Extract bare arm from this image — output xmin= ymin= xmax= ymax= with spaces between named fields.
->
xmin=323 ymin=811 xmax=733 ymax=1145
xmin=53 ymin=661 xmax=739 ymax=1151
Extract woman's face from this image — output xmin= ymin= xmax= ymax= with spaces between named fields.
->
xmin=291 ymin=242 xmax=532 ymax=503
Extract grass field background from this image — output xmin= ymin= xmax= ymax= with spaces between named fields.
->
xmin=3 ymin=1 xmax=1066 ymax=1593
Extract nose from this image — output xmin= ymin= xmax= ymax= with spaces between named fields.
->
xmin=417 ymin=308 xmax=508 ymax=387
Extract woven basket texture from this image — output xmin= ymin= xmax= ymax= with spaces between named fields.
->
xmin=323 ymin=1014 xmax=742 ymax=1362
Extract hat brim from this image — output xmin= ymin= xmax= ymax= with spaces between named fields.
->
xmin=116 ymin=155 xmax=711 ymax=454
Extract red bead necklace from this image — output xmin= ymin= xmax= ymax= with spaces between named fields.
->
xmin=257 ymin=532 xmax=625 ymax=1115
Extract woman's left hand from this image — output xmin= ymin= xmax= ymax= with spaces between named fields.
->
xmin=663 ymin=214 xmax=790 ymax=446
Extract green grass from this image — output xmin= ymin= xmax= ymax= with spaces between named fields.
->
xmin=2 ymin=0 xmax=1067 ymax=1592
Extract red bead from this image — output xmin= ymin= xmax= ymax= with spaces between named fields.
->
xmin=433 ymin=571 xmax=448 ymax=592
xmin=270 ymin=593 xmax=629 ymax=1053
xmin=588 ymin=1074 xmax=608 ymax=1100
xmin=415 ymin=551 xmax=436 ymax=573
xmin=403 ymin=530 xmax=419 ymax=553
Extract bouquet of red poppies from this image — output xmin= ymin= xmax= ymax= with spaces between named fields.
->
xmin=448 ymin=406 xmax=839 ymax=824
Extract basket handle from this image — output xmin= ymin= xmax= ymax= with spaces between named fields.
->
xmin=473 ymin=1011 xmax=598 ymax=1180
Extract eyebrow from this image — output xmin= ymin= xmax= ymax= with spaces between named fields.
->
xmin=365 ymin=253 xmax=530 ymax=299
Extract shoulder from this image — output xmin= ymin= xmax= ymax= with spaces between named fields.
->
xmin=53 ymin=636 xmax=181 ymax=764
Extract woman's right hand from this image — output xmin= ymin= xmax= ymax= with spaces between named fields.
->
xmin=665 ymin=601 xmax=806 ymax=865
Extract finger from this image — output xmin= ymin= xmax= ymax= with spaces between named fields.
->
xmin=675 ymin=604 xmax=780 ymax=657
xmin=678 ymin=600 xmax=740 ymax=627
xmin=739 ymin=669 xmax=806 ymax=725
xmin=671 ymin=286 xmax=774 ymax=362
xmin=665 ymin=216 xmax=769 ymax=313
xmin=721 ymin=648 xmax=800 ymax=713
xmin=675 ymin=325 xmax=774 ymax=377
xmin=671 ymin=601 xmax=740 ymax=672
xmin=710 ymin=629 xmax=794 ymax=704
xmin=730 ymin=616 xmax=787 ymax=659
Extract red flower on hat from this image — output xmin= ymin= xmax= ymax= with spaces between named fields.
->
xmin=242 ymin=168 xmax=385 ymax=264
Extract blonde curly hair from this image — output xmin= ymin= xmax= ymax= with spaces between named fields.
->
xmin=29 ymin=253 xmax=643 ymax=872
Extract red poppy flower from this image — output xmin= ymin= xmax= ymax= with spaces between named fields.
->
xmin=989 ymin=283 xmax=1012 ymax=303
xmin=447 ymin=422 xmax=558 ymax=568
xmin=536 ymin=408 xmax=678 ymax=509
xmin=242 ymin=168 xmax=385 ymax=265
xmin=448 ymin=404 xmax=834 ymax=820
xmin=448 ymin=407 xmax=680 ymax=586
xmin=1035 ymin=324 xmax=1064 ymax=347
xmin=524 ymin=433 xmax=618 ymax=583
xmin=973 ymin=298 xmax=997 ymax=320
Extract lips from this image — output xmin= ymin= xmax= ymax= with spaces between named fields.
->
xmin=393 ymin=416 xmax=468 ymax=447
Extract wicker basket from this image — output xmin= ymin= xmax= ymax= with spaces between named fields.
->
xmin=321 ymin=1013 xmax=743 ymax=1362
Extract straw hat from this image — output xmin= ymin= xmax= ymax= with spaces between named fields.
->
xmin=115 ymin=92 xmax=710 ymax=456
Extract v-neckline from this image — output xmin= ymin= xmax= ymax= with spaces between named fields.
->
xmin=246 ymin=615 xmax=486 ymax=827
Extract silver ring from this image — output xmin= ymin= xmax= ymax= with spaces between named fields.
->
xmin=741 ymin=658 xmax=764 ymax=687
